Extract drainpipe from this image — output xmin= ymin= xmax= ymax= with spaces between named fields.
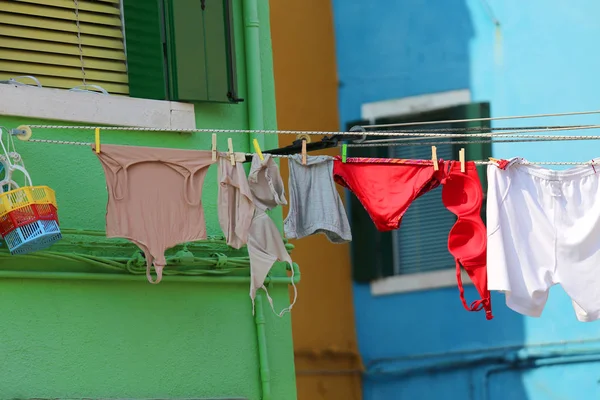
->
xmin=242 ymin=1 xmax=277 ymax=398
xmin=243 ymin=0 xmax=279 ymax=152
xmin=254 ymin=293 xmax=272 ymax=400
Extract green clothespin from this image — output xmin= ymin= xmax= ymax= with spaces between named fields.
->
xmin=341 ymin=142 xmax=348 ymax=163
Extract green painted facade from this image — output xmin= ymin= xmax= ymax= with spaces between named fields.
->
xmin=0 ymin=1 xmax=296 ymax=399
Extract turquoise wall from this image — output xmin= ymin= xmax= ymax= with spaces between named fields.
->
xmin=332 ymin=0 xmax=600 ymax=399
xmin=0 ymin=0 xmax=296 ymax=398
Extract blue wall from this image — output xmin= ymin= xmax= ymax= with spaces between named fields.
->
xmin=332 ymin=1 xmax=600 ymax=399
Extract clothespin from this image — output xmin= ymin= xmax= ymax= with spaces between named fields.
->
xmin=95 ymin=127 xmax=100 ymax=153
xmin=431 ymin=146 xmax=439 ymax=171
xmin=488 ymin=157 xmax=500 ymax=163
xmin=253 ymin=138 xmax=264 ymax=161
xmin=227 ymin=138 xmax=235 ymax=166
xmin=459 ymin=148 xmax=466 ymax=173
xmin=211 ymin=134 xmax=217 ymax=161
xmin=301 ymin=139 xmax=307 ymax=165
xmin=341 ymin=142 xmax=348 ymax=163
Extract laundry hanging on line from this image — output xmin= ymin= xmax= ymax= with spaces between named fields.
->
xmin=10 ymin=119 xmax=600 ymax=322
xmin=90 ymin=143 xmax=351 ymax=318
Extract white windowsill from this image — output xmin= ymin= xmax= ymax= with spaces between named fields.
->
xmin=361 ymin=89 xmax=471 ymax=123
xmin=0 ymin=84 xmax=196 ymax=129
xmin=370 ymin=269 xmax=473 ymax=296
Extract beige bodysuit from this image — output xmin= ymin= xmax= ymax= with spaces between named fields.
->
xmin=93 ymin=144 xmax=216 ymax=284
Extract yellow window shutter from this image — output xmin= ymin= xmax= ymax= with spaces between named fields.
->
xmin=0 ymin=0 xmax=129 ymax=95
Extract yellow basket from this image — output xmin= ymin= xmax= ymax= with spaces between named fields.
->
xmin=0 ymin=186 xmax=57 ymax=218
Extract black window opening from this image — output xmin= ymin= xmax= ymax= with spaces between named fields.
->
xmin=346 ymin=102 xmax=492 ymax=282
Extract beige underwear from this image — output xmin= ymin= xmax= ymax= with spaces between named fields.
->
xmin=218 ymin=153 xmax=296 ymax=316
xmin=93 ymin=144 xmax=216 ymax=284
xmin=247 ymin=154 xmax=297 ymax=316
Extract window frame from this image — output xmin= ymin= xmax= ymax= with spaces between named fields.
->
xmin=346 ymin=92 xmax=492 ymax=294
xmin=122 ymin=0 xmax=241 ymax=104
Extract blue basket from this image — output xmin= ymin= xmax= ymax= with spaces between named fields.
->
xmin=3 ymin=219 xmax=62 ymax=255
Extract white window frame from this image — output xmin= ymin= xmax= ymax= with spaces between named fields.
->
xmin=360 ymin=89 xmax=475 ymax=296
xmin=0 ymin=83 xmax=196 ymax=129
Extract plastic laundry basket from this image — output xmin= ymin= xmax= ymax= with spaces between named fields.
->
xmin=0 ymin=203 xmax=59 ymax=237
xmin=0 ymin=186 xmax=61 ymax=255
xmin=3 ymin=218 xmax=62 ymax=255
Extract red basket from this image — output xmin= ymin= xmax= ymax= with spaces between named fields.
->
xmin=0 ymin=203 xmax=59 ymax=238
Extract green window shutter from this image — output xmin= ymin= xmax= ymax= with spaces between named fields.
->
xmin=345 ymin=102 xmax=492 ymax=281
xmin=122 ymin=0 xmax=168 ymax=100
xmin=164 ymin=0 xmax=238 ymax=103
xmin=0 ymin=0 xmax=129 ymax=95
xmin=123 ymin=0 xmax=239 ymax=103
xmin=390 ymin=129 xmax=457 ymax=275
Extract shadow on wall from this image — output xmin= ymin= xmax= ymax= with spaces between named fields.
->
xmin=331 ymin=0 xmax=528 ymax=399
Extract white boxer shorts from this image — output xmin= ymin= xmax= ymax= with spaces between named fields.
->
xmin=487 ymin=157 xmax=600 ymax=321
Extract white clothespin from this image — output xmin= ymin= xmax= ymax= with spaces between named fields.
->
xmin=301 ymin=139 xmax=307 ymax=165
xmin=227 ymin=138 xmax=235 ymax=166
xmin=459 ymin=148 xmax=466 ymax=173
xmin=212 ymin=134 xmax=217 ymax=161
xmin=431 ymin=146 xmax=439 ymax=171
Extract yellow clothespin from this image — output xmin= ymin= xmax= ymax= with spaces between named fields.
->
xmin=95 ymin=127 xmax=101 ymax=153
xmin=459 ymin=148 xmax=466 ymax=173
xmin=227 ymin=138 xmax=235 ymax=166
xmin=212 ymin=134 xmax=217 ymax=161
xmin=253 ymin=138 xmax=264 ymax=161
xmin=301 ymin=139 xmax=307 ymax=165
xmin=489 ymin=157 xmax=500 ymax=163
xmin=431 ymin=146 xmax=439 ymax=171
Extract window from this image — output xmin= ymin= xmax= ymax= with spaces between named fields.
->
xmin=0 ymin=0 xmax=129 ymax=94
xmin=123 ymin=0 xmax=240 ymax=103
xmin=0 ymin=0 xmax=239 ymax=103
xmin=346 ymin=102 xmax=492 ymax=283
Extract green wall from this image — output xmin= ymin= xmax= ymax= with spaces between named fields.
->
xmin=0 ymin=0 xmax=296 ymax=398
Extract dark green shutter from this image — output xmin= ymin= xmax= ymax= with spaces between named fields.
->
xmin=346 ymin=102 xmax=492 ymax=281
xmin=390 ymin=128 xmax=457 ymax=275
xmin=122 ymin=0 xmax=168 ymax=100
xmin=164 ymin=0 xmax=238 ymax=103
xmin=122 ymin=0 xmax=238 ymax=103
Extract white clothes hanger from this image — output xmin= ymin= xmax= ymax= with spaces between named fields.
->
xmin=0 ymin=128 xmax=32 ymax=192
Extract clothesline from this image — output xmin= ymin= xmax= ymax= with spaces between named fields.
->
xmin=361 ymin=108 xmax=600 ymax=128
xmin=21 ymin=123 xmax=600 ymax=138
xmin=25 ymin=137 xmax=597 ymax=165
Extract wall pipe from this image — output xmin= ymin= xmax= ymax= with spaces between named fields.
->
xmin=363 ymin=338 xmax=600 ymax=381
xmin=254 ymin=293 xmax=272 ymax=400
xmin=481 ymin=350 xmax=600 ymax=400
xmin=242 ymin=1 xmax=279 ymax=398
xmin=0 ymin=263 xmax=300 ymax=284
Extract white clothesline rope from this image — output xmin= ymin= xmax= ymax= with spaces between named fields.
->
xmin=16 ymin=138 xmax=600 ymax=167
xmin=361 ymin=109 xmax=600 ymax=128
xmin=21 ymin=123 xmax=600 ymax=138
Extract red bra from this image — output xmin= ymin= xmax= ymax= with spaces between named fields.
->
xmin=441 ymin=161 xmax=493 ymax=320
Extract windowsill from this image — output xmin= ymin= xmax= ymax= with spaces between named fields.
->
xmin=0 ymin=84 xmax=196 ymax=129
xmin=370 ymin=268 xmax=473 ymax=296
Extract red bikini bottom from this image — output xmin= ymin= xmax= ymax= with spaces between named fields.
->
xmin=333 ymin=156 xmax=492 ymax=320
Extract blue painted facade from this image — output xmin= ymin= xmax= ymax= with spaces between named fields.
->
xmin=331 ymin=1 xmax=600 ymax=399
